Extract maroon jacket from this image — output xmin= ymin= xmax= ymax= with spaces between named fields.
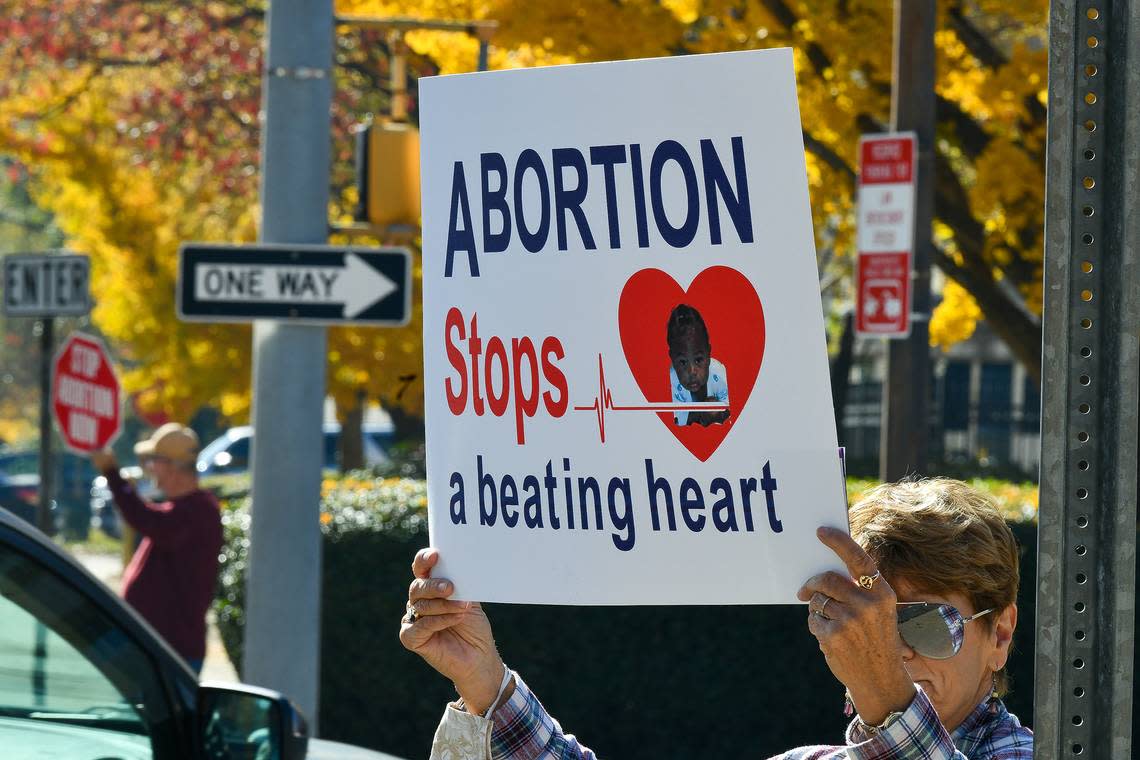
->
xmin=107 ymin=469 xmax=222 ymax=662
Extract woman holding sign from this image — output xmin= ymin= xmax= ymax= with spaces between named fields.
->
xmin=400 ymin=478 xmax=1033 ymax=759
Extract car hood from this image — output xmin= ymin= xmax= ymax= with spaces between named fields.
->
xmin=307 ymin=737 xmax=408 ymax=760
xmin=0 ymin=716 xmax=151 ymax=759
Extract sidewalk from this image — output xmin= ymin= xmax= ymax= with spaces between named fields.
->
xmin=72 ymin=549 xmax=239 ymax=683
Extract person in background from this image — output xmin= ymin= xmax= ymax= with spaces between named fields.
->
xmin=400 ymin=478 xmax=1032 ymax=759
xmin=91 ymin=423 xmax=222 ymax=674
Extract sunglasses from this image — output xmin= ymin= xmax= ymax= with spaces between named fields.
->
xmin=896 ymin=602 xmax=994 ymax=659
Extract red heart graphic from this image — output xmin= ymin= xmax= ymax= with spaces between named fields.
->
xmin=618 ymin=267 xmax=765 ymax=461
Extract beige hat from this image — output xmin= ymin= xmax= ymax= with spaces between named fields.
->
xmin=134 ymin=423 xmax=200 ymax=465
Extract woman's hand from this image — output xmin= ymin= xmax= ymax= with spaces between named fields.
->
xmin=398 ymin=548 xmax=507 ymax=713
xmin=797 ymin=526 xmax=916 ymax=725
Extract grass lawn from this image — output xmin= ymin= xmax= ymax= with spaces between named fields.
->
xmin=56 ymin=528 xmax=124 ymax=557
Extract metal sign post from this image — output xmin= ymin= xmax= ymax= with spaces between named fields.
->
xmin=2 ymin=252 xmax=91 ymax=535
xmin=1036 ymin=0 xmax=1139 ymax=756
xmin=35 ymin=318 xmax=53 ymax=535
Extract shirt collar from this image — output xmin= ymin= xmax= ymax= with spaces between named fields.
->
xmin=952 ymin=693 xmax=1006 ymax=749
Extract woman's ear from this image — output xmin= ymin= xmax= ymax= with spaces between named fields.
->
xmin=990 ymin=604 xmax=1018 ymax=671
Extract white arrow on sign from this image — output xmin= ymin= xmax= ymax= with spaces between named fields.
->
xmin=193 ymin=253 xmax=397 ymax=318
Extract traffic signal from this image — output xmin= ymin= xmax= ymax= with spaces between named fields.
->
xmin=355 ymin=119 xmax=421 ymax=229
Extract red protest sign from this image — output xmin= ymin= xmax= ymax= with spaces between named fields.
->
xmin=856 ymin=252 xmax=911 ymax=336
xmin=52 ymin=332 xmax=122 ymax=453
xmin=857 ymin=133 xmax=916 ymax=338
xmin=859 ymin=135 xmax=915 ymax=185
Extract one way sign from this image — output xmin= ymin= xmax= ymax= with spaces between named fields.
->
xmin=178 ymin=244 xmax=411 ymax=326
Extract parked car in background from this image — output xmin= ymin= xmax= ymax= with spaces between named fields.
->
xmin=91 ymin=422 xmax=395 ymax=538
xmin=195 ymin=422 xmax=394 ymax=477
xmin=0 ymin=470 xmax=39 ymax=525
xmin=0 ymin=506 xmax=403 ymax=759
xmin=0 ymin=449 xmax=96 ymax=536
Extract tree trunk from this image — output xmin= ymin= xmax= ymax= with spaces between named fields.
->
xmin=385 ymin=404 xmax=425 ymax=441
xmin=830 ymin=310 xmax=856 ymax=436
xmin=339 ymin=391 xmax=365 ymax=471
xmin=932 ymin=153 xmax=1043 ymax=383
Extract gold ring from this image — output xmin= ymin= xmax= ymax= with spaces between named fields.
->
xmin=811 ymin=593 xmax=833 ymax=619
xmin=858 ymin=571 xmax=881 ymax=590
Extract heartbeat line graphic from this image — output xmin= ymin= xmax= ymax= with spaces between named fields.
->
xmin=573 ymin=354 xmax=730 ymax=442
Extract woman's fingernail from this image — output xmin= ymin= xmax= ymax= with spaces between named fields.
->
xmin=435 ymin=579 xmax=448 ymax=590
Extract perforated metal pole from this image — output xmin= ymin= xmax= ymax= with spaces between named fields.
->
xmin=1036 ymin=1 xmax=1139 ymax=756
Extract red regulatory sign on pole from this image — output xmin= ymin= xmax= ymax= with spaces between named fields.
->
xmin=856 ymin=133 xmax=916 ymax=338
xmin=52 ymin=332 xmax=122 ymax=453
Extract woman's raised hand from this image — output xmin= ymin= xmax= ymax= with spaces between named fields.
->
xmin=398 ymin=548 xmax=506 ymax=713
xmin=797 ymin=527 xmax=916 ymax=725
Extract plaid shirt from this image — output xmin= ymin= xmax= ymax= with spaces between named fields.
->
xmin=489 ymin=674 xmax=1032 ymax=759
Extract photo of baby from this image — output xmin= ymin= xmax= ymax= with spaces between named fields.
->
xmin=667 ymin=304 xmax=730 ymax=426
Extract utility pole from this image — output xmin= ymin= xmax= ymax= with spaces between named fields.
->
xmin=879 ymin=0 xmax=935 ymax=481
xmin=242 ymin=0 xmax=333 ymax=731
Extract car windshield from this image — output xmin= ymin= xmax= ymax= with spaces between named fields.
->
xmin=0 ymin=452 xmax=38 ymax=476
xmin=0 ymin=546 xmax=169 ymax=753
xmin=197 ymin=431 xmax=244 ymax=472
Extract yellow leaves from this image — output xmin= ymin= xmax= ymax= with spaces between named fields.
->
xmin=661 ymin=0 xmax=700 ymax=25
xmin=2 ymin=62 xmax=258 ymax=423
xmin=934 ymin=29 xmax=968 ymax=60
xmin=219 ymin=390 xmax=250 ymax=419
xmin=0 ymin=394 xmax=38 ymax=446
xmin=1 ymin=0 xmax=1049 ymax=424
xmin=930 ymin=280 xmax=982 ymax=350
xmin=803 ymin=152 xmax=824 ymax=187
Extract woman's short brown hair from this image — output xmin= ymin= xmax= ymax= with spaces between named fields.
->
xmin=849 ymin=478 xmax=1021 ymax=693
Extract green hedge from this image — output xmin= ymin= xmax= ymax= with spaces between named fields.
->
xmin=215 ymin=480 xmax=1039 ymax=759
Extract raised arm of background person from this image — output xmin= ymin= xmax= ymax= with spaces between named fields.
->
xmin=103 ymin=466 xmax=196 ymax=546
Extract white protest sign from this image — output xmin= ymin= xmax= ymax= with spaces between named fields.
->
xmin=420 ymin=49 xmax=846 ymax=605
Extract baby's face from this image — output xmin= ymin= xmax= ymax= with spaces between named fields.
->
xmin=670 ymin=331 xmax=711 ymax=393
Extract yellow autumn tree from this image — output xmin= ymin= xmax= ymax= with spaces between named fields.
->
xmin=1 ymin=0 xmax=1047 ymax=438
xmin=0 ymin=1 xmax=426 ymax=427
xmin=348 ymin=0 xmax=1047 ymax=376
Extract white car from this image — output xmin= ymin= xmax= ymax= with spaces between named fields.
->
xmin=196 ymin=422 xmax=394 ymax=476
